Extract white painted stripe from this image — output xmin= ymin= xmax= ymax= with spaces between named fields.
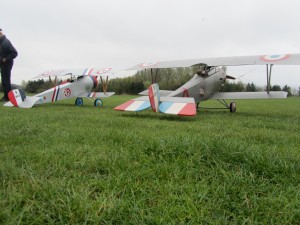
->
xmin=126 ymin=101 xmax=146 ymax=111
xmin=84 ymin=68 xmax=92 ymax=75
xmin=165 ymin=103 xmax=186 ymax=114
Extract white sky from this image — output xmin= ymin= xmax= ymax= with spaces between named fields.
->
xmin=1 ymin=0 xmax=300 ymax=88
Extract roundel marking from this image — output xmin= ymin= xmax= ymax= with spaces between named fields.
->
xmin=64 ymin=88 xmax=72 ymax=97
xmin=140 ymin=62 xmax=159 ymax=68
xmin=260 ymin=54 xmax=290 ymax=62
xmin=96 ymin=68 xmax=112 ymax=74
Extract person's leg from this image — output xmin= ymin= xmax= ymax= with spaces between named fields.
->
xmin=1 ymin=61 xmax=13 ymax=99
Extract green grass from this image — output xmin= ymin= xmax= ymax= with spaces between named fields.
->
xmin=0 ymin=95 xmax=299 ymax=224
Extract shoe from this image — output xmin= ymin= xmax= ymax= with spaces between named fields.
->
xmin=1 ymin=96 xmax=9 ymax=102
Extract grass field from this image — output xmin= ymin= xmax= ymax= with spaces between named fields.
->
xmin=0 ymin=95 xmax=299 ymax=224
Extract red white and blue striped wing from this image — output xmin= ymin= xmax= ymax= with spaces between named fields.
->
xmin=114 ymin=96 xmax=151 ymax=112
xmin=159 ymin=97 xmax=196 ymax=116
xmin=35 ymin=67 xmax=114 ymax=78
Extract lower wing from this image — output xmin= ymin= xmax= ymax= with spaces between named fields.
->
xmin=78 ymin=92 xmax=115 ymax=98
xmin=210 ymin=91 xmax=288 ymax=99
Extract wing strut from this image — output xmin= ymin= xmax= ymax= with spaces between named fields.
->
xmin=150 ymin=68 xmax=159 ymax=84
xmin=266 ymin=64 xmax=273 ymax=93
xmin=100 ymin=76 xmax=109 ymax=94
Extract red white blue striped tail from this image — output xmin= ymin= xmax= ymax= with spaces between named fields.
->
xmin=159 ymin=102 xmax=196 ymax=116
xmin=148 ymin=83 xmax=160 ymax=112
xmin=114 ymin=96 xmax=151 ymax=112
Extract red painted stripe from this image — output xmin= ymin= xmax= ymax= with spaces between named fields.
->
xmin=148 ymin=85 xmax=157 ymax=112
xmin=88 ymin=68 xmax=94 ymax=75
xmin=178 ymin=103 xmax=196 ymax=116
xmin=51 ymin=87 xmax=57 ymax=102
xmin=8 ymin=90 xmax=18 ymax=107
xmin=114 ymin=100 xmax=134 ymax=111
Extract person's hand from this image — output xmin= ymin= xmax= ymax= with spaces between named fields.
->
xmin=2 ymin=58 xmax=6 ymax=63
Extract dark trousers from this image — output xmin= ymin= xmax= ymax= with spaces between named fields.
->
xmin=0 ymin=60 xmax=13 ymax=98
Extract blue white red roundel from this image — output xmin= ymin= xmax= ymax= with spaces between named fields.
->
xmin=96 ymin=68 xmax=112 ymax=74
xmin=260 ymin=54 xmax=290 ymax=62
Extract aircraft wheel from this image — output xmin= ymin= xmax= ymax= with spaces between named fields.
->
xmin=94 ymin=99 xmax=103 ymax=107
xmin=75 ymin=98 xmax=83 ymax=106
xmin=230 ymin=102 xmax=236 ymax=113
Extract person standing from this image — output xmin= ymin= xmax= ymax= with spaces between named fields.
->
xmin=0 ymin=28 xmax=18 ymax=101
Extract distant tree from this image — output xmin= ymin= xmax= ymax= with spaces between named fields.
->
xmin=25 ymin=79 xmax=52 ymax=93
xmin=222 ymin=81 xmax=245 ymax=92
xmin=245 ymin=82 xmax=256 ymax=92
xmin=20 ymin=80 xmax=28 ymax=89
xmin=271 ymin=84 xmax=281 ymax=91
xmin=282 ymin=85 xmax=292 ymax=96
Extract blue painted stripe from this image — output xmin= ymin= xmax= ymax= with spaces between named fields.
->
xmin=55 ymin=85 xmax=60 ymax=101
xmin=83 ymin=68 xmax=88 ymax=75
xmin=159 ymin=102 xmax=173 ymax=113
xmin=136 ymin=101 xmax=151 ymax=111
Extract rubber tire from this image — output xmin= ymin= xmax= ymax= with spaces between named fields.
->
xmin=230 ymin=102 xmax=236 ymax=113
xmin=75 ymin=98 xmax=83 ymax=106
xmin=94 ymin=99 xmax=103 ymax=107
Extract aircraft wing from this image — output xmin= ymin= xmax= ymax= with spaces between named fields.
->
xmin=35 ymin=67 xmax=115 ymax=78
xmin=126 ymin=54 xmax=300 ymax=70
xmin=78 ymin=92 xmax=115 ymax=98
xmin=210 ymin=91 xmax=288 ymax=100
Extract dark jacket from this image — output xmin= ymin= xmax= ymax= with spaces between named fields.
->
xmin=0 ymin=35 xmax=18 ymax=62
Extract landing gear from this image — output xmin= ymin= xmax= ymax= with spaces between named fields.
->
xmin=197 ymin=100 xmax=237 ymax=113
xmin=94 ymin=99 xmax=103 ymax=107
xmin=229 ymin=102 xmax=236 ymax=113
xmin=75 ymin=97 xmax=83 ymax=106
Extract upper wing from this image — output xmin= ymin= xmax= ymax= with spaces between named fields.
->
xmin=126 ymin=54 xmax=300 ymax=70
xmin=35 ymin=67 xmax=114 ymax=78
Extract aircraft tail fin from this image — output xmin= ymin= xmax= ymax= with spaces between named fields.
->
xmin=148 ymin=83 xmax=160 ymax=112
xmin=4 ymin=89 xmax=41 ymax=108
xmin=8 ymin=89 xmax=26 ymax=107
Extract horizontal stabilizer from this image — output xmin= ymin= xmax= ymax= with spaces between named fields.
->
xmin=4 ymin=96 xmax=41 ymax=108
xmin=159 ymin=97 xmax=196 ymax=116
xmin=114 ymin=96 xmax=151 ymax=112
xmin=79 ymin=92 xmax=115 ymax=98
xmin=210 ymin=91 xmax=288 ymax=99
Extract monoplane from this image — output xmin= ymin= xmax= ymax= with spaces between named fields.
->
xmin=115 ymin=54 xmax=300 ymax=116
xmin=5 ymin=67 xmax=115 ymax=108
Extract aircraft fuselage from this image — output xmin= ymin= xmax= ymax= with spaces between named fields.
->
xmin=169 ymin=67 xmax=226 ymax=103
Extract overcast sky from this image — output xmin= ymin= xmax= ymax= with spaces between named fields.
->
xmin=2 ymin=0 xmax=300 ymax=88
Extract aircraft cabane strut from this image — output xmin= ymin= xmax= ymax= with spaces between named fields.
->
xmin=266 ymin=64 xmax=273 ymax=93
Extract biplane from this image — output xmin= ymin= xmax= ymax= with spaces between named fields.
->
xmin=115 ymin=54 xmax=300 ymax=116
xmin=4 ymin=67 xmax=115 ymax=108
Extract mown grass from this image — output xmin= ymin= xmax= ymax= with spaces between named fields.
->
xmin=0 ymin=95 xmax=299 ymax=224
